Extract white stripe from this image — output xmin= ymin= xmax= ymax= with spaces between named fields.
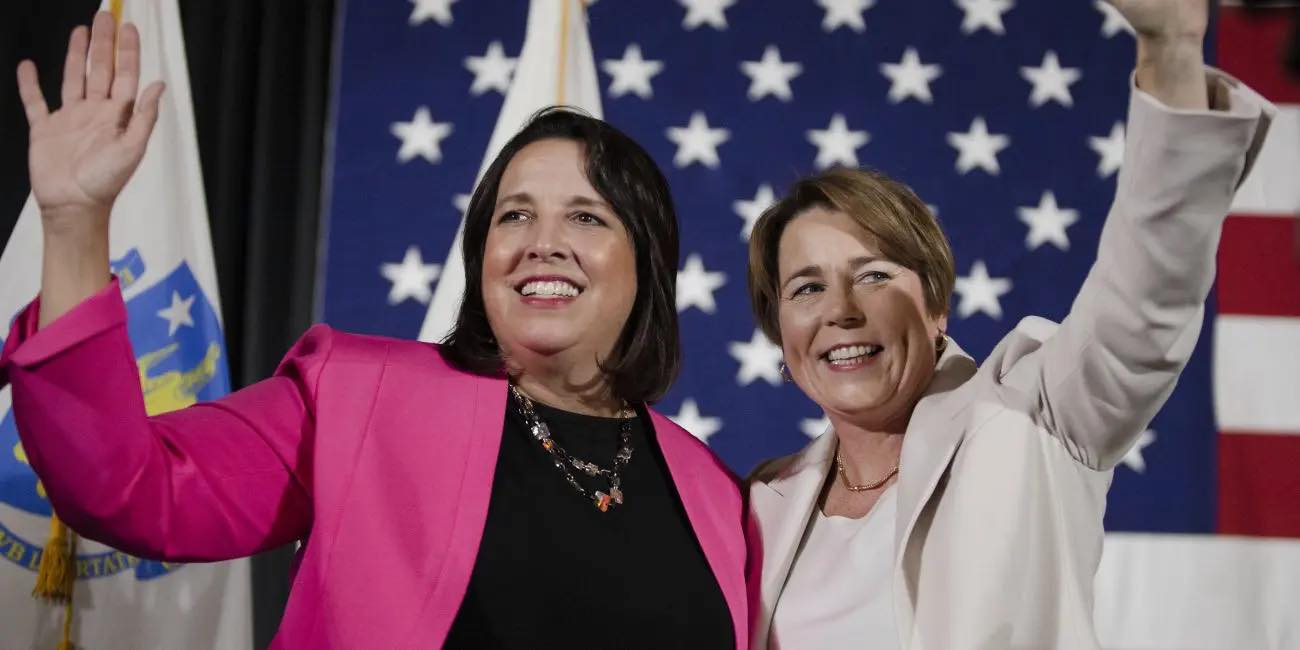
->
xmin=1214 ymin=315 xmax=1300 ymax=434
xmin=1231 ymin=105 xmax=1300 ymax=217
xmin=1220 ymin=0 xmax=1300 ymax=6
xmin=418 ymin=0 xmax=603 ymax=343
xmin=1096 ymin=533 xmax=1300 ymax=649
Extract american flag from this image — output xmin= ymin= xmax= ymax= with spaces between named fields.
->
xmin=319 ymin=1 xmax=1300 ymax=644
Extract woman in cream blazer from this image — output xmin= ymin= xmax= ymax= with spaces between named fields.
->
xmin=742 ymin=2 xmax=1275 ymax=648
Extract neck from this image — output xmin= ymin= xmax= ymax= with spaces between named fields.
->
xmin=508 ymin=349 xmax=623 ymax=417
xmin=829 ymin=412 xmax=906 ymax=478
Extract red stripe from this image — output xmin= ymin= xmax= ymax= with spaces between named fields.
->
xmin=1216 ymin=215 xmax=1300 ymax=317
xmin=1217 ymin=5 xmax=1300 ymax=104
xmin=1218 ymin=431 xmax=1300 ymax=538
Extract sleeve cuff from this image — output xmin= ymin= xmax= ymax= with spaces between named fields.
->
xmin=1121 ymin=66 xmax=1276 ymax=202
xmin=1 ymin=279 xmax=128 ymax=371
xmin=1131 ymin=67 xmax=1275 ymax=118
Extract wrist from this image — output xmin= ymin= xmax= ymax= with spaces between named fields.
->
xmin=41 ymin=207 xmax=110 ymax=276
xmin=1135 ymin=37 xmax=1207 ymax=110
xmin=41 ymin=205 xmax=111 ymax=239
xmin=39 ymin=218 xmax=113 ymax=329
xmin=1136 ymin=34 xmax=1202 ymax=69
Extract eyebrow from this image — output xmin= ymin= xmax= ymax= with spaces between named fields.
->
xmin=781 ymin=264 xmax=821 ymax=290
xmin=567 ymin=195 xmax=613 ymax=210
xmin=780 ymin=256 xmax=882 ymax=289
xmin=495 ymin=192 xmax=613 ymax=211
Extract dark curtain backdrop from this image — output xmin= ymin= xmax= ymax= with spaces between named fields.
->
xmin=0 ymin=1 xmax=334 ymax=646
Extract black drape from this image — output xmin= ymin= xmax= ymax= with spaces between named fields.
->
xmin=1 ymin=1 xmax=333 ymax=647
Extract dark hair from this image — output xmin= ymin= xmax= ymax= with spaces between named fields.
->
xmin=441 ymin=107 xmax=681 ymax=403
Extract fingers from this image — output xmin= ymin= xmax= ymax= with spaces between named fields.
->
xmin=123 ymin=81 xmax=165 ymax=152
xmin=61 ymin=25 xmax=89 ymax=105
xmin=111 ymin=23 xmax=140 ymax=102
xmin=16 ymin=61 xmax=50 ymax=124
xmin=86 ymin=11 xmax=116 ymax=100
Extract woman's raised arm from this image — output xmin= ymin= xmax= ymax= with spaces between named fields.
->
xmin=3 ymin=12 xmax=316 ymax=562
xmin=16 ymin=11 xmax=163 ymax=327
xmin=1016 ymin=0 xmax=1274 ymax=470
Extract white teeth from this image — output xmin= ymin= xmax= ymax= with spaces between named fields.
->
xmin=520 ymin=280 xmax=580 ymax=297
xmin=826 ymin=345 xmax=881 ymax=362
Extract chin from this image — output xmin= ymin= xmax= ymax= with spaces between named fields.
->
xmin=833 ymin=396 xmax=889 ymax=419
xmin=812 ymin=383 xmax=892 ymax=418
xmin=508 ymin=329 xmax=584 ymax=357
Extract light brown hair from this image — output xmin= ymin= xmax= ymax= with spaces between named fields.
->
xmin=747 ymin=167 xmax=956 ymax=343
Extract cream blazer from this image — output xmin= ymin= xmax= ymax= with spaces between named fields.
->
xmin=746 ymin=70 xmax=1275 ymax=650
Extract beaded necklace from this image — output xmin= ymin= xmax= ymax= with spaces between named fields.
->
xmin=509 ymin=384 xmax=634 ymax=512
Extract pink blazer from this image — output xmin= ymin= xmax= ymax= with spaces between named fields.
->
xmin=0 ymin=281 xmax=749 ymax=648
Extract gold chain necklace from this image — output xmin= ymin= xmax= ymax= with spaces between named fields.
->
xmin=834 ymin=451 xmax=899 ymax=492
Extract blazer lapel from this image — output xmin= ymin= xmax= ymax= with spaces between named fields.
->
xmin=891 ymin=340 xmax=978 ymax=641
xmin=749 ymin=431 xmax=835 ymax=648
xmin=648 ymin=410 xmax=748 ymax=648
xmin=409 ymin=365 xmax=508 ymax=646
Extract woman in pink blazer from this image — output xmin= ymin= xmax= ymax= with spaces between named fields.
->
xmin=4 ymin=13 xmax=747 ymax=648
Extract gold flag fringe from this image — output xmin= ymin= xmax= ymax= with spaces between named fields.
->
xmin=32 ymin=513 xmax=78 ymax=649
xmin=33 ymin=514 xmax=76 ymax=601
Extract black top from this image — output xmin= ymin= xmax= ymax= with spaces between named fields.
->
xmin=443 ymin=398 xmax=735 ymax=649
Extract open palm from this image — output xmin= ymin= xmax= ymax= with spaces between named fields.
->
xmin=15 ymin=12 xmax=164 ymax=219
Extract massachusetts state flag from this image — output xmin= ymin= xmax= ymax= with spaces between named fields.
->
xmin=320 ymin=1 xmax=1300 ymax=647
xmin=0 ymin=1 xmax=251 ymax=647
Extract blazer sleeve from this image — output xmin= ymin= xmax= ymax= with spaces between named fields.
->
xmin=1021 ymin=69 xmax=1274 ymax=471
xmin=0 ymin=279 xmax=325 ymax=561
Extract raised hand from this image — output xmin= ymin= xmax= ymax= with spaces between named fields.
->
xmin=16 ymin=12 xmax=165 ymax=327
xmin=15 ymin=11 xmax=165 ymax=225
xmin=1105 ymin=0 xmax=1209 ymax=110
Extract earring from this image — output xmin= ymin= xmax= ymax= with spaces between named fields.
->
xmin=935 ymin=330 xmax=948 ymax=356
xmin=779 ymin=362 xmax=794 ymax=383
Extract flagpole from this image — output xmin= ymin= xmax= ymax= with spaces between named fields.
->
xmin=557 ymin=0 xmax=568 ymax=105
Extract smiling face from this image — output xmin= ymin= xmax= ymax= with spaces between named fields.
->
xmin=776 ymin=205 xmax=948 ymax=431
xmin=481 ymin=138 xmax=637 ymax=370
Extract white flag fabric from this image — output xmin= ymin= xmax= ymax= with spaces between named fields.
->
xmin=0 ymin=1 xmax=251 ymax=648
xmin=419 ymin=0 xmax=602 ymax=343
